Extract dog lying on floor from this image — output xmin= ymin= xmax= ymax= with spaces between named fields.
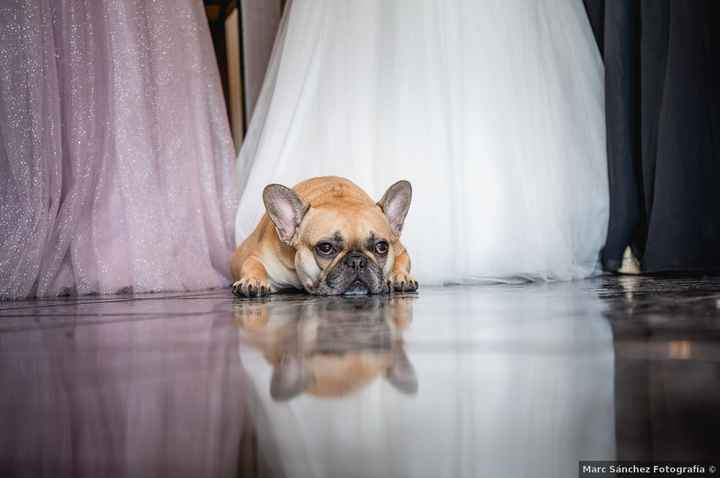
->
xmin=231 ymin=176 xmax=417 ymax=297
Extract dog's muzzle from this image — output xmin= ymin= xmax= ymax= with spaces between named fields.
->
xmin=342 ymin=252 xmax=371 ymax=295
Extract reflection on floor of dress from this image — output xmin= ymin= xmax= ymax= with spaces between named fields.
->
xmin=236 ymin=285 xmax=615 ymax=478
xmin=603 ymin=276 xmax=720 ymax=462
xmin=1 ymin=277 xmax=719 ymax=478
xmin=0 ymin=293 xmax=247 ymax=478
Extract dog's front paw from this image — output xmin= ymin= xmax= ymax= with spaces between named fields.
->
xmin=388 ymin=272 xmax=418 ymax=292
xmin=232 ymin=277 xmax=271 ymax=298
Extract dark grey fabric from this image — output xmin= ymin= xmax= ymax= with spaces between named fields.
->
xmin=585 ymin=0 xmax=720 ymax=273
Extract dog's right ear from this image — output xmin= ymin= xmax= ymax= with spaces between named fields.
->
xmin=263 ymin=184 xmax=308 ymax=245
xmin=270 ymin=353 xmax=312 ymax=401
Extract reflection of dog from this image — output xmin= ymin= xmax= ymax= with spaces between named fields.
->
xmin=231 ymin=176 xmax=417 ymax=297
xmin=235 ymin=295 xmax=417 ymax=401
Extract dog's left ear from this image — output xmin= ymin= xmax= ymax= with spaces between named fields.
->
xmin=377 ymin=180 xmax=412 ymax=239
xmin=386 ymin=347 xmax=418 ymax=395
xmin=263 ymin=184 xmax=309 ymax=245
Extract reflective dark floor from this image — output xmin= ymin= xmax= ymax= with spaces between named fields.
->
xmin=1 ymin=276 xmax=719 ymax=478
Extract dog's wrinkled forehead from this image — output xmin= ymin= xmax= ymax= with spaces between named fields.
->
xmin=299 ymin=205 xmax=393 ymax=246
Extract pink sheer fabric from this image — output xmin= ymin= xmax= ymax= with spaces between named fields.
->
xmin=0 ymin=0 xmax=237 ymax=299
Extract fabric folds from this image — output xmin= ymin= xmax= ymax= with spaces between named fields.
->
xmin=234 ymin=0 xmax=609 ymax=284
xmin=0 ymin=0 xmax=238 ymax=299
xmin=585 ymin=0 xmax=720 ymax=273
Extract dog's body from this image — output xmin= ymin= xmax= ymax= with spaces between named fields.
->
xmin=231 ymin=176 xmax=417 ymax=297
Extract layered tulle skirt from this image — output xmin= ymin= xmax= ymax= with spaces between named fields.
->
xmin=234 ymin=0 xmax=608 ymax=284
xmin=0 ymin=0 xmax=237 ymax=299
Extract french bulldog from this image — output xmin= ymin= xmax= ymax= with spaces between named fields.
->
xmin=231 ymin=176 xmax=417 ymax=297
xmin=235 ymin=295 xmax=418 ymax=400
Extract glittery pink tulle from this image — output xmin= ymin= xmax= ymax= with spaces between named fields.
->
xmin=0 ymin=0 xmax=237 ymax=299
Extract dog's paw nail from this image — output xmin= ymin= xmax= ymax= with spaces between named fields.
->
xmin=390 ymin=274 xmax=417 ymax=293
xmin=232 ymin=281 xmax=243 ymax=296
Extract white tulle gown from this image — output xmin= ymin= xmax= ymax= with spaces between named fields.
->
xmin=234 ymin=0 xmax=608 ymax=284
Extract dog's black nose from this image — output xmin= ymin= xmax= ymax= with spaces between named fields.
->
xmin=344 ymin=252 xmax=367 ymax=271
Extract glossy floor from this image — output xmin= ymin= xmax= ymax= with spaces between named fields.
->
xmin=1 ymin=276 xmax=719 ymax=478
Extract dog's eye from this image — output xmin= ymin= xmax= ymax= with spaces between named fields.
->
xmin=315 ymin=242 xmax=336 ymax=256
xmin=374 ymin=240 xmax=389 ymax=255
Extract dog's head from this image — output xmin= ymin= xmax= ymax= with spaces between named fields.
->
xmin=263 ymin=180 xmax=412 ymax=295
xmin=235 ymin=295 xmax=417 ymax=401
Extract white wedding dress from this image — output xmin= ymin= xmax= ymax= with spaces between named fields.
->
xmin=234 ymin=0 xmax=608 ymax=284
